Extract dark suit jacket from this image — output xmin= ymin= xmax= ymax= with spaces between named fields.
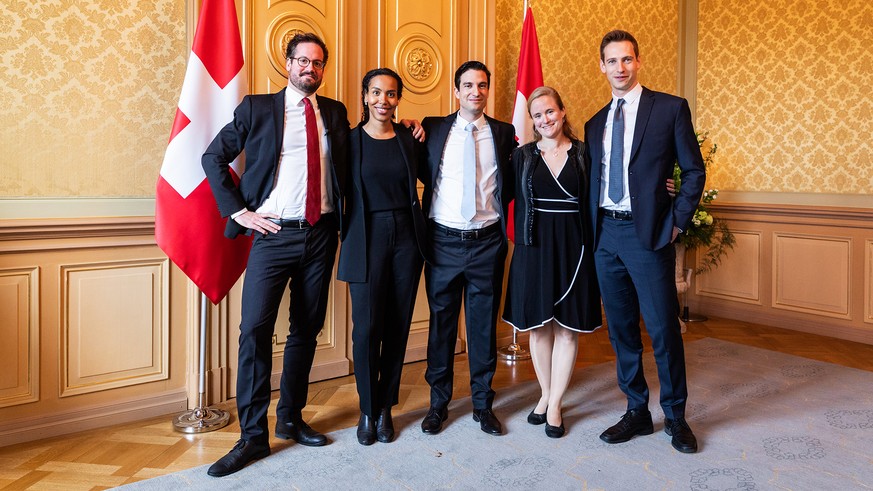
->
xmin=202 ymin=88 xmax=350 ymax=238
xmin=419 ymin=112 xmax=517 ymax=234
xmin=584 ymin=86 xmax=705 ymax=251
xmin=336 ymin=122 xmax=429 ymax=283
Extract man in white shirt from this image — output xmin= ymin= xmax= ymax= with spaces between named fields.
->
xmin=418 ymin=61 xmax=518 ymax=436
xmin=584 ymin=30 xmax=705 ymax=453
xmin=202 ymin=32 xmax=349 ymax=477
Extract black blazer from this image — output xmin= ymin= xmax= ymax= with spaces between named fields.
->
xmin=584 ymin=86 xmax=705 ymax=251
xmin=510 ymin=139 xmax=593 ymax=248
xmin=336 ymin=123 xmax=429 ymax=283
xmin=202 ymin=88 xmax=350 ymax=238
xmin=418 ymin=112 xmax=518 ymax=234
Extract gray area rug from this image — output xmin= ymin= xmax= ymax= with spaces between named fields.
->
xmin=119 ymin=338 xmax=873 ymax=490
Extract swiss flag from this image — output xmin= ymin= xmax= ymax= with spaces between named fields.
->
xmin=507 ymin=6 xmax=544 ymax=242
xmin=155 ymin=0 xmax=251 ymax=304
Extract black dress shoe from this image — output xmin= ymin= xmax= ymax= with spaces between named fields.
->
xmin=376 ymin=407 xmax=395 ymax=443
xmin=527 ymin=408 xmax=547 ymax=425
xmin=599 ymin=409 xmax=654 ymax=444
xmin=545 ymin=422 xmax=565 ymax=438
xmin=664 ymin=417 xmax=698 ymax=453
xmin=357 ymin=413 xmax=376 ymax=446
xmin=207 ymin=439 xmax=270 ymax=477
xmin=472 ymin=409 xmax=503 ymax=435
xmin=421 ymin=406 xmax=448 ymax=434
xmin=275 ymin=418 xmax=328 ymax=446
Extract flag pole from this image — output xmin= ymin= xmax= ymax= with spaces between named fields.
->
xmin=498 ymin=0 xmax=536 ymax=362
xmin=173 ymin=291 xmax=230 ymax=432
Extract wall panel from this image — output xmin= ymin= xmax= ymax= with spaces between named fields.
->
xmin=60 ymin=259 xmax=170 ymax=397
xmin=697 ymin=231 xmax=761 ymax=304
xmin=0 ymin=268 xmax=39 ymax=408
xmin=772 ymin=234 xmax=850 ymax=319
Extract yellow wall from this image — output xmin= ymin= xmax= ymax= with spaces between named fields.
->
xmin=0 ymin=0 xmax=187 ymax=198
xmin=697 ymin=0 xmax=873 ymax=195
xmin=494 ymin=0 xmax=678 ymax=128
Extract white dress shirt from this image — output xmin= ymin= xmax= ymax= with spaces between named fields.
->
xmin=429 ymin=114 xmax=500 ymax=230
xmin=254 ymin=85 xmax=332 ymax=219
xmin=599 ymin=82 xmax=643 ymax=211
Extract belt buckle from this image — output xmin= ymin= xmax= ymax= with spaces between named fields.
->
xmin=461 ymin=229 xmax=478 ymax=240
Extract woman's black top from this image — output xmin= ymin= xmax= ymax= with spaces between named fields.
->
xmin=361 ymin=132 xmax=407 ymax=212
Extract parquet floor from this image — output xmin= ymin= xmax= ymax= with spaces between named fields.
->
xmin=2 ymin=317 xmax=873 ymax=490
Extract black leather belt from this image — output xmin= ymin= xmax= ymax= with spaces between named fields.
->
xmin=267 ymin=217 xmax=311 ymax=229
xmin=600 ymin=208 xmax=633 ymax=220
xmin=432 ymin=221 xmax=501 ymax=240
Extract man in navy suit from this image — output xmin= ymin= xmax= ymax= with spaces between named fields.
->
xmin=418 ymin=61 xmax=517 ymax=436
xmin=584 ymin=30 xmax=705 ymax=453
xmin=201 ymin=33 xmax=349 ymax=476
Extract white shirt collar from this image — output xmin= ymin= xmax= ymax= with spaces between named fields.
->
xmin=612 ymin=83 xmax=643 ymax=106
xmin=456 ymin=112 xmax=486 ymax=130
xmin=285 ymin=85 xmax=316 ymax=109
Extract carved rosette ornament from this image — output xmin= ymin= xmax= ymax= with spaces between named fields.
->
xmin=406 ymin=48 xmax=433 ymax=81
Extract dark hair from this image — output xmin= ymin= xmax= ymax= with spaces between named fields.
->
xmin=526 ymin=86 xmax=576 ymax=141
xmin=360 ymin=67 xmax=404 ymax=123
xmin=599 ymin=30 xmax=639 ymax=61
xmin=285 ymin=32 xmax=329 ymax=65
xmin=453 ymin=61 xmax=491 ymax=90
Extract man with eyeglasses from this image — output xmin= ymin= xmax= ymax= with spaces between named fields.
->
xmin=202 ymin=32 xmax=349 ymax=477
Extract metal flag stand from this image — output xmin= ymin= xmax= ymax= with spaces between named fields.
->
xmin=498 ymin=328 xmax=531 ymax=361
xmin=173 ymin=292 xmax=230 ymax=433
xmin=680 ymin=268 xmax=708 ymax=322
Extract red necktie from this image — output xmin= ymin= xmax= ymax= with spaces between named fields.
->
xmin=302 ymin=97 xmax=321 ymax=226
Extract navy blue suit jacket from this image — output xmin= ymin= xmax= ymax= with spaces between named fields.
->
xmin=584 ymin=86 xmax=705 ymax=251
xmin=202 ymin=88 xmax=350 ymax=239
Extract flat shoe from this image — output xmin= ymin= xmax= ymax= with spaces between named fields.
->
xmin=545 ymin=422 xmax=565 ymax=438
xmin=527 ymin=409 xmax=547 ymax=425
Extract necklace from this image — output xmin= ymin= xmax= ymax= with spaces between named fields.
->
xmin=538 ymin=141 xmax=565 ymax=159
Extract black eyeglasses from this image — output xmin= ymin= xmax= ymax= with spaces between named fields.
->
xmin=288 ymin=57 xmax=326 ymax=70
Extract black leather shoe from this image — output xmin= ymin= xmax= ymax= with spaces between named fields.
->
xmin=664 ymin=417 xmax=698 ymax=453
xmin=275 ymin=418 xmax=328 ymax=446
xmin=599 ymin=409 xmax=654 ymax=444
xmin=545 ymin=422 xmax=565 ymax=438
xmin=207 ymin=439 xmax=270 ymax=477
xmin=420 ymin=406 xmax=448 ymax=434
xmin=472 ymin=409 xmax=503 ymax=435
xmin=357 ymin=413 xmax=376 ymax=446
xmin=527 ymin=408 xmax=547 ymax=425
xmin=376 ymin=407 xmax=395 ymax=443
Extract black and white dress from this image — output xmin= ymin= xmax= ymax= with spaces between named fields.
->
xmin=503 ymin=147 xmax=602 ymax=333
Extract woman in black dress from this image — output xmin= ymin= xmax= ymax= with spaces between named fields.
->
xmin=336 ymin=68 xmax=428 ymax=445
xmin=503 ymin=86 xmax=602 ymax=438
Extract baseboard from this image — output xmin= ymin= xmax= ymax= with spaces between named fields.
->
xmin=0 ymin=389 xmax=188 ymax=447
xmin=698 ymin=301 xmax=873 ymax=345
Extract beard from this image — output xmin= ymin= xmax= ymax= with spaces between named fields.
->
xmin=291 ymin=72 xmax=322 ymax=94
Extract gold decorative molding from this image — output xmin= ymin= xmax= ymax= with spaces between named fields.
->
xmin=60 ymin=258 xmax=170 ymax=397
xmin=772 ymin=233 xmax=851 ymax=319
xmin=0 ymin=267 xmax=40 ymax=409
xmin=866 ymin=240 xmax=873 ymax=325
xmin=697 ymin=230 xmax=761 ymax=304
xmin=394 ymin=34 xmax=442 ymax=94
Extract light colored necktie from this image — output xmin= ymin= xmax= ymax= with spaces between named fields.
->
xmin=608 ymin=98 xmax=625 ymax=204
xmin=302 ymin=97 xmax=321 ymax=226
xmin=461 ymin=123 xmax=478 ymax=221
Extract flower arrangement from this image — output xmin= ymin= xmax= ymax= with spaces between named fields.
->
xmin=672 ymin=132 xmax=735 ymax=274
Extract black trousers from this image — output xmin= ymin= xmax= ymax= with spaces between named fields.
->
xmin=349 ymin=210 xmax=423 ymax=417
xmin=235 ymin=215 xmax=338 ymax=444
xmin=424 ymin=224 xmax=506 ymax=410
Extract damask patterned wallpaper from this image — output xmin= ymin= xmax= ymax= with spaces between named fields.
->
xmin=697 ymin=0 xmax=872 ymax=194
xmin=0 ymin=1 xmax=186 ymax=198
xmin=494 ymin=0 xmax=678 ymax=133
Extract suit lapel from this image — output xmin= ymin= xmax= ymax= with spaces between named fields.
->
xmin=629 ymin=87 xmax=654 ymax=164
xmin=589 ymin=102 xmax=610 ymax=179
xmin=430 ymin=113 xmax=455 ymax=184
xmin=271 ymin=89 xmax=286 ymax=162
xmin=394 ymin=125 xmax=417 ymax=197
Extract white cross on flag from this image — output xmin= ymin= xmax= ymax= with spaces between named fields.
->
xmin=155 ymin=0 xmax=251 ymax=304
